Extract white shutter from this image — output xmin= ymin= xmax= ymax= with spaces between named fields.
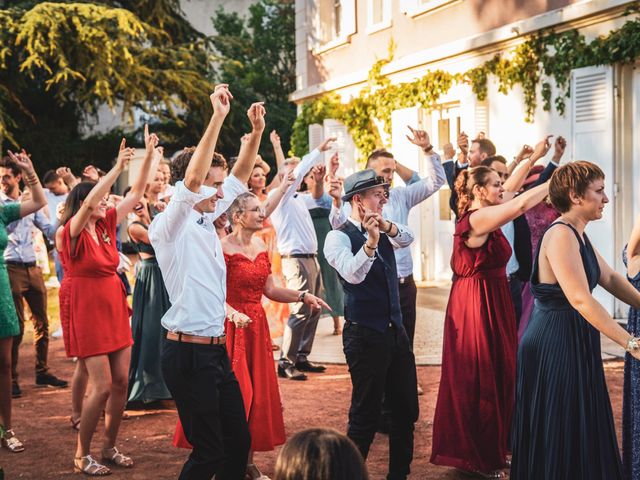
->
xmin=308 ymin=123 xmax=324 ymax=153
xmin=571 ymin=65 xmax=615 ymax=314
xmin=323 ymin=119 xmax=357 ymax=176
xmin=340 ymin=0 xmax=357 ymax=38
xmin=474 ymin=100 xmax=489 ymax=139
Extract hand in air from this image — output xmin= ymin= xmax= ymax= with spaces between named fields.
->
xmin=210 ymin=84 xmax=233 ymax=117
xmin=318 ymin=137 xmax=337 ymax=152
xmin=247 ymin=102 xmax=266 ymax=133
xmin=7 ymin=149 xmax=34 ymax=174
xmin=406 ymin=126 xmax=431 ymax=150
xmin=115 ymin=139 xmax=136 ymax=171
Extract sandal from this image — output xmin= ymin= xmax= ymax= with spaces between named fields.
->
xmin=1 ymin=429 xmax=25 ymax=453
xmin=101 ymin=446 xmax=133 ymax=468
xmin=73 ymin=455 xmax=111 ymax=476
xmin=70 ymin=416 xmax=81 ymax=431
xmin=457 ymin=468 xmax=508 ymax=479
xmin=246 ymin=463 xmax=271 ymax=480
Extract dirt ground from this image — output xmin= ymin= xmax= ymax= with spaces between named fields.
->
xmin=0 ymin=335 xmax=626 ymax=480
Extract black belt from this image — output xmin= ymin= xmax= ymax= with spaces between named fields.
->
xmin=347 ymin=320 xmax=395 ymax=329
xmin=281 ymin=253 xmax=316 ymax=259
xmin=5 ymin=261 xmax=36 ymax=268
xmin=398 ymin=274 xmax=413 ymax=285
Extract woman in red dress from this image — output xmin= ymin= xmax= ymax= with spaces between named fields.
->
xmin=430 ymin=165 xmax=550 ymax=478
xmin=59 ymin=129 xmax=157 ymax=476
xmin=174 ymin=192 xmax=328 ymax=480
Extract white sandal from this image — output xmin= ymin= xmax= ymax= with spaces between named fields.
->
xmin=1 ymin=429 xmax=24 ymax=453
xmin=73 ymin=455 xmax=111 ymax=476
xmin=101 ymin=446 xmax=133 ymax=468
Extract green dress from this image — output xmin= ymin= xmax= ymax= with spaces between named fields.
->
xmin=0 ymin=202 xmax=22 ymax=338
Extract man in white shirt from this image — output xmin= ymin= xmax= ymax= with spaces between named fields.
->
xmin=328 ymin=127 xmax=445 ymax=349
xmin=269 ymin=138 xmax=335 ymax=380
xmin=324 ymin=169 xmax=419 ymax=480
xmin=149 ymin=86 xmax=262 ymax=480
xmin=42 ymin=169 xmax=69 ymax=283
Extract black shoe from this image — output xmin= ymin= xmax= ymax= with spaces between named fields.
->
xmin=35 ymin=373 xmax=68 ymax=388
xmin=295 ymin=360 xmax=326 ymax=373
xmin=278 ymin=364 xmax=307 ymax=381
xmin=11 ymin=383 xmax=21 ymax=398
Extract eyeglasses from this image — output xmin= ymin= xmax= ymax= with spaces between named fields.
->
xmin=240 ymin=206 xmax=265 ymax=215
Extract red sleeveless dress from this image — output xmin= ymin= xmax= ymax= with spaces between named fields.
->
xmin=173 ymin=251 xmax=286 ymax=451
xmin=430 ymin=210 xmax=517 ymax=473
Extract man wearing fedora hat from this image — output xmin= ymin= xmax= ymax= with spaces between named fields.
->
xmin=324 ymin=169 xmax=419 ymax=480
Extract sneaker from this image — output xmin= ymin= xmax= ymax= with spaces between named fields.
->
xmin=11 ymin=383 xmax=21 ymax=398
xmin=51 ymin=326 xmax=63 ymax=339
xmin=44 ymin=276 xmax=60 ymax=288
xmin=35 ymin=373 xmax=68 ymax=388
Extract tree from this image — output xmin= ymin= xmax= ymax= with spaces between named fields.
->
xmin=0 ymin=1 xmax=212 ymax=172
xmin=210 ymin=0 xmax=296 ymax=164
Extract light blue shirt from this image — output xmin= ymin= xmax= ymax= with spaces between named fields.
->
xmin=1 ymin=193 xmax=57 ymax=263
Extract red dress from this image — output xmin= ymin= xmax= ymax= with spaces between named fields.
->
xmin=59 ymin=208 xmax=132 ymax=358
xmin=173 ymin=251 xmax=286 ymax=451
xmin=430 ymin=211 xmax=517 ymax=473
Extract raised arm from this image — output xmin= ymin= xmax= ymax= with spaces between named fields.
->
xmin=7 ymin=150 xmax=46 ymax=218
xmin=116 ymin=125 xmax=158 ymax=223
xmin=231 ymin=102 xmax=266 ymax=184
xmin=266 ymin=130 xmax=286 ymax=191
xmin=262 ymin=171 xmax=295 ymax=218
xmin=310 ymin=164 xmax=326 ymax=200
xmin=468 ymin=182 xmax=549 ymax=239
xmin=68 ymin=140 xmax=135 ymax=239
xmin=502 ymin=135 xmax=552 ymax=198
xmin=184 ymin=85 xmax=232 ymax=192
xmin=545 ymin=225 xmax=640 ymax=357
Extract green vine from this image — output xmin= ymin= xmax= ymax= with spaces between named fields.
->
xmin=291 ymin=12 xmax=640 ymax=159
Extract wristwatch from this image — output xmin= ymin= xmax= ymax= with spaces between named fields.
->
xmin=298 ymin=291 xmax=307 ymax=303
xmin=626 ymin=336 xmax=639 ymax=352
xmin=423 ymin=145 xmax=433 ymax=153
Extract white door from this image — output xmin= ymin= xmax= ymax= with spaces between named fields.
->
xmin=571 ymin=65 xmax=615 ymax=315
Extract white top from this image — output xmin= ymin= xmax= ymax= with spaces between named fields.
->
xmin=501 ymin=220 xmax=520 ymax=276
xmin=269 ymin=149 xmax=325 ymax=255
xmin=329 ymin=152 xmax=445 ymax=277
xmin=149 ymin=176 xmax=247 ymax=337
xmin=324 ymin=217 xmax=414 ymax=284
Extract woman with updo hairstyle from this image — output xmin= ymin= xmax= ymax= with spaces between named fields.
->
xmin=173 ymin=190 xmax=329 ymax=480
xmin=274 ymin=428 xmax=369 ymax=480
xmin=431 ymin=164 xmax=550 ymax=478
xmin=511 ymin=161 xmax=640 ymax=479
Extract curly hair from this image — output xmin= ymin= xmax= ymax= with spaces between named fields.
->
xmin=454 ymin=166 xmax=495 ymax=215
xmin=549 ymin=161 xmax=604 ymax=213
xmin=171 ymin=148 xmax=227 ymax=184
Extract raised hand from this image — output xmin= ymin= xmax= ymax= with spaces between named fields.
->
xmin=328 ymin=153 xmax=340 ymax=176
xmin=532 ymin=135 xmax=553 ymax=159
xmin=362 ymin=210 xmax=380 ymax=245
xmin=516 ymin=144 xmax=534 ymax=162
xmin=115 ymin=138 xmax=136 ymax=171
xmin=443 ymin=143 xmax=455 ymax=161
xmin=406 ymin=126 xmax=431 ymax=150
xmin=144 ymin=124 xmax=159 ymax=153
xmin=279 ymin=171 xmax=296 ymax=191
xmin=303 ymin=293 xmax=331 ymax=312
xmin=7 ymin=149 xmax=34 ymax=174
xmin=553 ymin=136 xmax=567 ymax=161
xmin=312 ymin=164 xmax=326 ymax=183
xmin=457 ymin=132 xmax=469 ymax=155
xmin=247 ymin=102 xmax=266 ymax=133
xmin=327 ymin=176 xmax=343 ymax=200
xmin=270 ymin=130 xmax=280 ymax=146
xmin=318 ymin=136 xmax=337 ymax=152
xmin=210 ymin=84 xmax=233 ymax=117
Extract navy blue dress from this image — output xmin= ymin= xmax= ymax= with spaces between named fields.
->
xmin=623 ymin=246 xmax=640 ymax=480
xmin=511 ymin=222 xmax=623 ymax=479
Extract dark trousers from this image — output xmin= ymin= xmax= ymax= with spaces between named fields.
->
xmin=8 ymin=264 xmax=49 ymax=383
xmin=398 ymin=276 xmax=417 ymax=348
xmin=161 ymin=339 xmax=250 ymax=480
xmin=508 ymin=275 xmax=523 ymax=329
xmin=343 ymin=322 xmax=419 ymax=480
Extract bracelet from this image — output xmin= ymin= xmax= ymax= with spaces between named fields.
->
xmin=364 ymin=243 xmax=377 ymax=252
xmin=626 ymin=336 xmax=639 ymax=352
xmin=383 ymin=222 xmax=393 ymax=234
xmin=298 ymin=291 xmax=307 ymax=303
xmin=423 ymin=145 xmax=433 ymax=153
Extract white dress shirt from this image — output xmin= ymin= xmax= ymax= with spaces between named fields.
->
xmin=269 ymin=149 xmax=325 ymax=255
xmin=501 ymin=220 xmax=520 ymax=276
xmin=329 ymin=152 xmax=445 ymax=277
xmin=324 ymin=217 xmax=414 ymax=284
xmin=149 ymin=176 xmax=247 ymax=337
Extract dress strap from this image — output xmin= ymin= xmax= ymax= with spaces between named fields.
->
xmin=531 ymin=221 xmax=583 ymax=285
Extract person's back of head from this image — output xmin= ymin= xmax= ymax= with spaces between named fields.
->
xmin=274 ymin=428 xmax=368 ymax=480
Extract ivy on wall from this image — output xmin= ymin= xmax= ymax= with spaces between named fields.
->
xmin=290 ymin=10 xmax=640 ymax=158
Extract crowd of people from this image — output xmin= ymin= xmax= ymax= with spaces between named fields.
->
xmin=0 ymin=83 xmax=639 ymax=480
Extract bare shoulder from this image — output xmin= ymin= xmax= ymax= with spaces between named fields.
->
xmin=253 ymin=236 xmax=267 ymax=252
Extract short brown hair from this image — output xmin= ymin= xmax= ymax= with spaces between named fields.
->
xmin=454 ymin=166 xmax=495 ymax=215
xmin=481 ymin=155 xmax=507 ymax=167
xmin=0 ymin=156 xmax=21 ymax=177
xmin=366 ymin=148 xmax=394 ymax=168
xmin=171 ymin=148 xmax=227 ymax=184
xmin=274 ymin=428 xmax=368 ymax=480
xmin=472 ymin=138 xmax=497 ymax=157
xmin=549 ymin=161 xmax=605 ymax=213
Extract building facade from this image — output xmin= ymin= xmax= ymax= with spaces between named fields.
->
xmin=293 ymin=0 xmax=640 ymax=317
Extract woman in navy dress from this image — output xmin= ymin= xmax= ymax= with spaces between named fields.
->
xmin=511 ymin=161 xmax=640 ymax=479
xmin=623 ymin=216 xmax=640 ymax=480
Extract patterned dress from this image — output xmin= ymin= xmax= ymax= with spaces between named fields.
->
xmin=0 ymin=203 xmax=21 ymax=338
